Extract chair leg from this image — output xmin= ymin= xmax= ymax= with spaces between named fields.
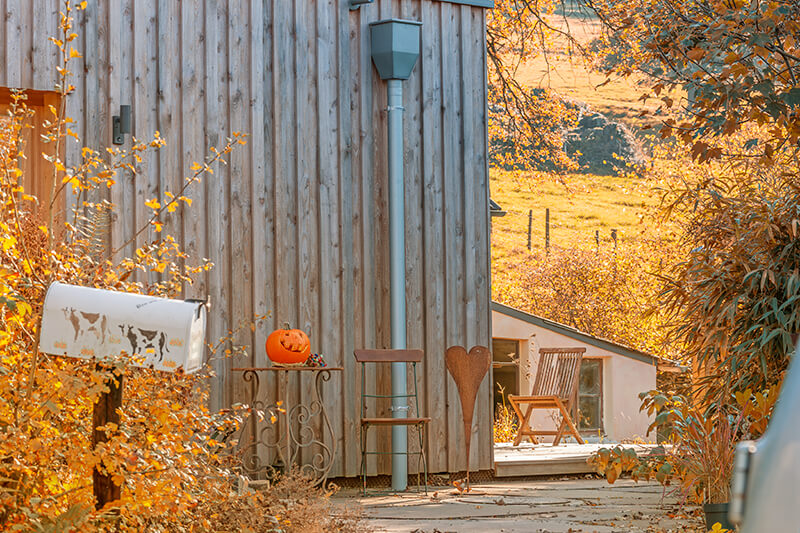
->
xmin=513 ymin=403 xmax=537 ymax=446
xmin=418 ymin=422 xmax=428 ymax=494
xmin=554 ymin=399 xmax=584 ymax=445
xmin=360 ymin=424 xmax=368 ymax=495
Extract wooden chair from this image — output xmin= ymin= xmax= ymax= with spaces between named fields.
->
xmin=508 ymin=347 xmax=586 ymax=446
xmin=354 ymin=349 xmax=430 ymax=494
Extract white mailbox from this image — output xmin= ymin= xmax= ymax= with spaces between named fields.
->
xmin=39 ymin=282 xmax=206 ymax=374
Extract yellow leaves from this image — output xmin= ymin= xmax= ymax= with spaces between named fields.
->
xmin=145 ymin=198 xmax=161 ymax=210
xmin=69 ymin=47 xmax=81 ymax=59
xmin=16 ymin=300 xmax=32 ymax=317
xmin=78 ymin=0 xmax=88 ymax=9
xmin=2 ymin=235 xmax=17 ymax=252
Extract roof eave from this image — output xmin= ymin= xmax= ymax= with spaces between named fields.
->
xmin=491 ymin=301 xmax=659 ymax=365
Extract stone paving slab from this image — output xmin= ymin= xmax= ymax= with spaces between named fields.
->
xmin=337 ymin=478 xmax=704 ymax=533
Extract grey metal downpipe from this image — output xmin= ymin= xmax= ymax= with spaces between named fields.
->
xmin=369 ymin=18 xmax=421 ymax=492
xmin=387 ymin=78 xmax=408 ymax=491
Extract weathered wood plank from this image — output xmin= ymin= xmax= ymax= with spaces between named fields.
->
xmin=181 ymin=0 xmax=207 ymax=302
xmin=117 ymin=0 xmax=136 ymax=261
xmin=316 ymin=0 xmax=344 ymax=476
xmin=474 ymin=7 xmax=494 ymax=472
xmin=108 ymin=0 xmax=124 ymax=258
xmin=373 ymin=0 xmax=393 ymax=476
xmin=338 ymin=0 xmax=357 ymax=478
xmin=262 ymin=0 xmax=280 ymax=444
xmin=399 ymin=0 xmax=425 ymax=475
xmin=227 ymin=0 xmax=254 ymax=408
xmin=62 ymin=0 xmax=81 ymax=218
xmin=204 ymin=0 xmax=230 ymax=411
xmin=157 ymin=0 xmax=181 ymax=251
xmin=249 ymin=0 xmax=271 ymax=371
xmin=134 ymin=0 xmax=157 ymax=261
xmin=18 ymin=0 xmax=33 ymax=88
xmin=295 ymin=0 xmax=319 ymax=467
xmin=31 ymin=0 xmax=56 ymax=91
xmin=273 ymin=0 xmax=299 ymax=441
xmin=81 ymin=1 xmax=102 ymax=153
xmin=421 ymin=0 xmax=448 ymax=475
xmin=441 ymin=2 xmax=466 ymax=474
xmin=4 ymin=2 xmax=22 ymax=99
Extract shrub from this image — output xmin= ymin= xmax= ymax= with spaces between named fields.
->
xmin=588 ymin=386 xmax=779 ymax=505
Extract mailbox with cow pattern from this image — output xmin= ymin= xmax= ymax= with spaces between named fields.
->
xmin=39 ymin=282 xmax=206 ymax=374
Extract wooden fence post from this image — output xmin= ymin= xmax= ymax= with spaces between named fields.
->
xmin=595 ymin=229 xmax=600 ymax=255
xmin=545 ymin=208 xmax=550 ymax=254
xmin=527 ymin=209 xmax=532 ymax=251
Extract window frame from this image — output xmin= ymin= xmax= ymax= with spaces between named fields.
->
xmin=576 ymin=358 xmax=604 ymax=434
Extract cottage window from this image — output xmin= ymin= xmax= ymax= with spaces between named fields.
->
xmin=491 ymin=338 xmax=519 ymax=410
xmin=577 ymin=359 xmax=603 ymax=432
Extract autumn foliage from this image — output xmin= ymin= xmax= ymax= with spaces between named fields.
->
xmin=494 ymin=238 xmax=681 ymax=360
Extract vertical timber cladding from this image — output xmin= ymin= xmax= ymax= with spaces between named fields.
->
xmin=6 ymin=0 xmax=491 ymax=478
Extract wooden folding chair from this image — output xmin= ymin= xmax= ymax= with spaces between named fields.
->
xmin=508 ymin=347 xmax=586 ymax=446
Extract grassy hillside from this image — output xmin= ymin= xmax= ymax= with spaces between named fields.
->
xmin=490 ymin=170 xmax=661 ymax=294
xmin=490 ymin=6 xmax=672 ymax=297
xmin=511 ymin=3 xmax=680 ymax=130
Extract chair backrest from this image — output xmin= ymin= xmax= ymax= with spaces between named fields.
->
xmin=353 ymin=349 xmax=423 ymax=363
xmin=531 ymin=347 xmax=585 ymax=400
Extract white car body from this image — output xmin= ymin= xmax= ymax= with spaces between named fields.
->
xmin=732 ymin=352 xmax=800 ymax=531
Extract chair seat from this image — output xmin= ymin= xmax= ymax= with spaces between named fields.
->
xmin=509 ymin=395 xmax=565 ymax=403
xmin=360 ymin=417 xmax=430 ymax=426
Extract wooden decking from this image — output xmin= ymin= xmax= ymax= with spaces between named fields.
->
xmin=494 ymin=442 xmax=662 ymax=477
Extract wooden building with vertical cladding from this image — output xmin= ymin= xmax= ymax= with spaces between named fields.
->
xmin=1 ymin=0 xmax=494 ymax=478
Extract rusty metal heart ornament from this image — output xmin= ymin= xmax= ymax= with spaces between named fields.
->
xmin=445 ymin=345 xmax=491 ymax=490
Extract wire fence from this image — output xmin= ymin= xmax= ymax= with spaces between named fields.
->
xmin=492 ymin=207 xmax=621 ymax=254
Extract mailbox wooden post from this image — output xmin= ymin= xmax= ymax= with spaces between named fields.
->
xmin=92 ymin=365 xmax=123 ymax=509
xmin=38 ymin=282 xmax=207 ymax=510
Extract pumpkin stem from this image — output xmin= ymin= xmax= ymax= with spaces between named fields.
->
xmin=283 ymin=322 xmax=291 ymax=330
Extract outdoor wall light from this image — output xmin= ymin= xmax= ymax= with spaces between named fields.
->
xmin=349 ymin=0 xmax=373 ymax=10
xmin=112 ymin=105 xmax=131 ymax=145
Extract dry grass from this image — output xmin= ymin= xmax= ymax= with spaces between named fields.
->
xmin=490 ymin=169 xmax=662 ymax=294
xmin=188 ymin=469 xmax=371 ymax=533
xmin=517 ymin=4 xmax=673 ymax=131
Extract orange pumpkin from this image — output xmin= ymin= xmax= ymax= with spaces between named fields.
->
xmin=266 ymin=324 xmax=311 ymax=365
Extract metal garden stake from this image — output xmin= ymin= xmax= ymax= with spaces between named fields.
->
xmin=445 ymin=345 xmax=490 ymax=491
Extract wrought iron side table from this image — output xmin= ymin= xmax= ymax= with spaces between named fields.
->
xmin=232 ymin=366 xmax=341 ymax=487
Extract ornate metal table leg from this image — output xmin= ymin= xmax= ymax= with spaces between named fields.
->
xmin=285 ymin=369 xmax=337 ymax=486
xmin=315 ymin=369 xmax=336 ymax=487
